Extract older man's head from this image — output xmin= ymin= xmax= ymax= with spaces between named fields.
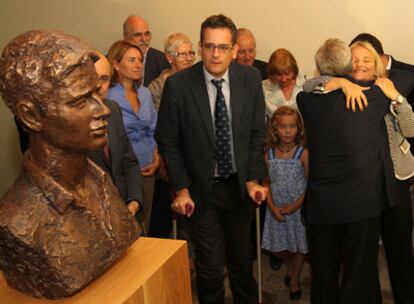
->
xmin=123 ymin=15 xmax=151 ymax=54
xmin=314 ymin=38 xmax=352 ymax=76
xmin=235 ymin=28 xmax=256 ymax=66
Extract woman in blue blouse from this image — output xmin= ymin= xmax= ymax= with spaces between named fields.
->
xmin=107 ymin=40 xmax=159 ymax=234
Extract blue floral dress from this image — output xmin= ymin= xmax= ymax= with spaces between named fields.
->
xmin=262 ymin=146 xmax=308 ymax=254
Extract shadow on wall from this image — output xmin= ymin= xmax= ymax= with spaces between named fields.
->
xmin=0 ymin=0 xmax=147 ymax=197
xmin=0 ymin=104 xmax=21 ymax=196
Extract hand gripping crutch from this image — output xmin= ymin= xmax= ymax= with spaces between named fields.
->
xmin=254 ymin=192 xmax=263 ymax=304
xmin=172 ymin=203 xmax=193 ymax=239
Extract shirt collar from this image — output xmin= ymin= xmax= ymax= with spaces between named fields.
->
xmin=203 ymin=66 xmax=230 ymax=84
xmin=23 ymin=152 xmax=107 ymax=215
xmin=385 ymin=54 xmax=392 ymax=70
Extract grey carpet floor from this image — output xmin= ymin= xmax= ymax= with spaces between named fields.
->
xmin=191 ymin=246 xmax=395 ymax=304
xmin=191 ymin=191 xmax=414 ymax=303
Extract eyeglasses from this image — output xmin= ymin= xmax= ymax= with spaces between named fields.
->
xmin=202 ymin=43 xmax=233 ymax=53
xmin=173 ymin=51 xmax=196 ymax=58
xmin=132 ymin=31 xmax=151 ymax=39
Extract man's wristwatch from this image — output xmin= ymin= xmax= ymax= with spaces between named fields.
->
xmin=391 ymin=95 xmax=404 ymax=106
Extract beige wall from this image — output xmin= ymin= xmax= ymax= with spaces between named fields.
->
xmin=1 ymin=0 xmax=414 ymax=196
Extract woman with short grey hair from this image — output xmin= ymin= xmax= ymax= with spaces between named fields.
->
xmin=148 ymin=33 xmax=195 ymax=109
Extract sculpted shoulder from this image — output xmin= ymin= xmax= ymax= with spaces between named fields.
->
xmin=0 ymin=172 xmax=55 ymax=234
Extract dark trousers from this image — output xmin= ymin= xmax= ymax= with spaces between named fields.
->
xmin=190 ymin=174 xmax=257 ymax=304
xmin=381 ymin=187 xmax=414 ymax=304
xmin=307 ymin=216 xmax=381 ymax=304
xmin=149 ymin=178 xmax=172 ymax=238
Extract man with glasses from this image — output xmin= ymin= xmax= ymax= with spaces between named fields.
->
xmin=236 ymin=28 xmax=268 ymax=80
xmin=123 ymin=15 xmax=169 ymax=86
xmin=156 ymin=14 xmax=267 ymax=304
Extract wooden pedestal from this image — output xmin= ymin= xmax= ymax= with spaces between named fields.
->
xmin=0 ymin=237 xmax=192 ymax=304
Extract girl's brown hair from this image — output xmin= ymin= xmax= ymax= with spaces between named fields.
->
xmin=107 ymin=40 xmax=143 ymax=87
xmin=266 ymin=106 xmax=306 ymax=149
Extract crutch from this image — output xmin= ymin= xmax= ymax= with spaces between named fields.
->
xmin=172 ymin=202 xmax=193 ymax=240
xmin=254 ymin=191 xmax=263 ymax=304
xmin=172 ymin=211 xmax=178 ymax=239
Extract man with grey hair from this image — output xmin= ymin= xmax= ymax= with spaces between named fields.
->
xmin=235 ymin=28 xmax=268 ymax=80
xmin=297 ymin=38 xmax=393 ymax=303
xmin=123 ymin=15 xmax=169 ymax=86
xmin=314 ymin=38 xmax=353 ymax=76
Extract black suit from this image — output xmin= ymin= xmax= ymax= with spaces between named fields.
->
xmin=156 ymin=61 xmax=266 ymax=304
xmin=253 ymin=59 xmax=268 ymax=80
xmin=383 ymin=59 xmax=414 ymax=304
xmin=88 ymin=99 xmax=143 ymax=206
xmin=390 ymin=56 xmax=414 ymax=73
xmin=297 ymin=86 xmax=390 ymax=303
xmin=143 ymin=47 xmax=170 ymax=87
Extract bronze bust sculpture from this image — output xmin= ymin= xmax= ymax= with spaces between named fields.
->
xmin=0 ymin=30 xmax=141 ymax=299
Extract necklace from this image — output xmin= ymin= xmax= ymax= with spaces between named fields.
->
xmin=277 ymin=144 xmax=297 ymax=159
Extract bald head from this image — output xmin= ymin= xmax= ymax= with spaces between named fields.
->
xmin=236 ymin=28 xmax=256 ymax=66
xmin=123 ymin=15 xmax=151 ymax=54
xmin=94 ymin=51 xmax=111 ymax=98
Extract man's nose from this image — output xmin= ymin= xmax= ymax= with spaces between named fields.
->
xmin=93 ymin=95 xmax=111 ymax=118
xmin=212 ymin=47 xmax=220 ymax=57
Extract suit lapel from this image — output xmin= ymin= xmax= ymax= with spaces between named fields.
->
xmin=144 ymin=48 xmax=155 ymax=85
xmin=229 ymin=63 xmax=245 ymax=144
xmin=191 ymin=63 xmax=215 ymax=147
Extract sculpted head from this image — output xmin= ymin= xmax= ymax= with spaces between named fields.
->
xmin=0 ymin=30 xmax=110 ymax=152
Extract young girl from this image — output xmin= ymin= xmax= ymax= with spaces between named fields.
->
xmin=262 ymin=106 xmax=308 ymax=301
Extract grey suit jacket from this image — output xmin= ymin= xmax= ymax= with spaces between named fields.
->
xmin=88 ymin=99 xmax=143 ymax=207
xmin=155 ymin=61 xmax=266 ymax=219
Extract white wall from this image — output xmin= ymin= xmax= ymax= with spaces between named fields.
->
xmin=1 ymin=0 xmax=414 ymax=196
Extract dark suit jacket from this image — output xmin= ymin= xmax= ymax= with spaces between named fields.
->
xmin=88 ymin=99 xmax=143 ymax=207
xmin=390 ymin=56 xmax=414 ymax=73
xmin=155 ymin=61 xmax=266 ymax=219
xmin=253 ymin=59 xmax=268 ymax=80
xmin=297 ymin=86 xmax=394 ymax=224
xmin=143 ymin=47 xmax=170 ymax=87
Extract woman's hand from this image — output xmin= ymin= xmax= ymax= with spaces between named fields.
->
xmin=141 ymin=150 xmax=160 ymax=176
xmin=325 ymin=78 xmax=369 ymax=112
xmin=375 ymin=78 xmax=400 ymax=101
xmin=340 ymin=79 xmax=369 ymax=112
